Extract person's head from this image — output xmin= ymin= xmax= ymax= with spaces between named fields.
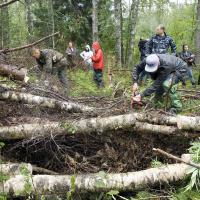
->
xmin=30 ymin=47 xmax=41 ymax=59
xmin=145 ymin=54 xmax=160 ymax=73
xmin=183 ymin=44 xmax=189 ymax=51
xmin=155 ymin=24 xmax=165 ymax=36
xmin=85 ymin=45 xmax=90 ymax=52
xmin=68 ymin=41 xmax=73 ymax=48
xmin=92 ymin=41 xmax=101 ymax=52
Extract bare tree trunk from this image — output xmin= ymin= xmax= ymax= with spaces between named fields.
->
xmin=92 ymin=0 xmax=99 ymax=41
xmin=0 ymin=90 xmax=93 ymax=114
xmin=2 ymin=161 xmax=190 ymax=196
xmin=25 ymin=0 xmax=34 ymax=42
xmin=114 ymin=0 xmax=122 ymax=68
xmin=195 ymin=0 xmax=200 ymax=64
xmin=48 ymin=0 xmax=55 ymax=48
xmin=0 ymin=0 xmax=10 ymax=48
xmin=127 ymin=0 xmax=140 ymax=66
xmin=0 ymin=64 xmax=28 ymax=82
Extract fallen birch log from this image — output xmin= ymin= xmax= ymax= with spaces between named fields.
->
xmin=0 ymin=113 xmax=183 ymax=140
xmin=177 ymin=115 xmax=200 ymax=131
xmin=2 ymin=162 xmax=191 ymax=196
xmin=0 ymin=163 xmax=32 ymax=176
xmin=0 ymin=91 xmax=93 ymax=113
xmin=0 ymin=64 xmax=29 ymax=82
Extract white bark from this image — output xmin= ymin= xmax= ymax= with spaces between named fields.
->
xmin=127 ymin=0 xmax=140 ymax=66
xmin=177 ymin=115 xmax=200 ymax=130
xmin=114 ymin=0 xmax=122 ymax=67
xmin=0 ymin=163 xmax=32 ymax=176
xmin=2 ymin=162 xmax=191 ymax=196
xmin=0 ymin=91 xmax=93 ymax=113
xmin=92 ymin=0 xmax=99 ymax=41
xmin=0 ymin=113 xmax=183 ymax=140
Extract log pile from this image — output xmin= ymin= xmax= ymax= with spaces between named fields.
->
xmin=0 ymin=154 xmax=192 ymax=197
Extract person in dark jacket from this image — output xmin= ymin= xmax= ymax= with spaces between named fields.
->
xmin=131 ymin=54 xmax=188 ymax=114
xmin=179 ymin=44 xmax=196 ymax=85
xmin=31 ymin=47 xmax=68 ymax=94
xmin=92 ymin=41 xmax=104 ymax=88
xmin=146 ymin=24 xmax=177 ymax=56
xmin=138 ymin=38 xmax=149 ymax=84
xmin=66 ymin=41 xmax=78 ymax=68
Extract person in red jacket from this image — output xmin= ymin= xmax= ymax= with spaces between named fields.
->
xmin=91 ymin=41 xmax=104 ymax=87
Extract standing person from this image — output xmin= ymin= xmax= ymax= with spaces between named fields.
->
xmin=30 ymin=47 xmax=68 ymax=95
xmin=146 ymin=24 xmax=177 ymax=56
xmin=91 ymin=41 xmax=104 ymax=88
xmin=66 ymin=41 xmax=78 ymax=68
xmin=179 ymin=44 xmax=196 ymax=86
xmin=131 ymin=54 xmax=188 ymax=114
xmin=80 ymin=45 xmax=93 ymax=70
xmin=138 ymin=38 xmax=149 ymax=84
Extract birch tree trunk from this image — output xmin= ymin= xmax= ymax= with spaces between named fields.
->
xmin=25 ymin=0 xmax=34 ymax=42
xmin=195 ymin=0 xmax=200 ymax=64
xmin=2 ymin=162 xmax=191 ymax=196
xmin=114 ymin=0 xmax=122 ymax=68
xmin=0 ymin=91 xmax=93 ymax=113
xmin=92 ymin=0 xmax=99 ymax=41
xmin=0 ymin=113 xmax=184 ymax=140
xmin=0 ymin=0 xmax=10 ymax=48
xmin=48 ymin=0 xmax=55 ymax=48
xmin=127 ymin=0 xmax=140 ymax=66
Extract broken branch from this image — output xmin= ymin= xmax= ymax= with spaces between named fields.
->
xmin=0 ymin=0 xmax=19 ymax=8
xmin=153 ymin=148 xmax=200 ymax=169
xmin=0 ymin=32 xmax=60 ymax=53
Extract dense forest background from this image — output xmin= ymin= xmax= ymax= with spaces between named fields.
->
xmin=0 ymin=0 xmax=198 ymax=67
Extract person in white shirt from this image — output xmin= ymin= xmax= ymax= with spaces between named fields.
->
xmin=80 ymin=45 xmax=93 ymax=70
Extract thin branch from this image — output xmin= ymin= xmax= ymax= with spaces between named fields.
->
xmin=0 ymin=0 xmax=19 ymax=8
xmin=153 ymin=148 xmax=200 ymax=169
xmin=0 ymin=32 xmax=60 ymax=53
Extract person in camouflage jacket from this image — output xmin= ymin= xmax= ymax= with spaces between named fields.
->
xmin=31 ymin=47 xmax=68 ymax=94
xmin=146 ymin=24 xmax=177 ymax=56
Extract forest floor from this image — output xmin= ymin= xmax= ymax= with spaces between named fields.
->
xmin=0 ymin=57 xmax=200 ymax=199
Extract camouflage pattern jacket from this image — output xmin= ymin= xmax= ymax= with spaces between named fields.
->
xmin=145 ymin=33 xmax=177 ymax=56
xmin=36 ymin=49 xmax=64 ymax=73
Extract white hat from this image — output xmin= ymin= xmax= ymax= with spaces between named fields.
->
xmin=145 ymin=54 xmax=160 ymax=73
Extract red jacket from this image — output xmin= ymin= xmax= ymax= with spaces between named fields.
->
xmin=92 ymin=42 xmax=104 ymax=70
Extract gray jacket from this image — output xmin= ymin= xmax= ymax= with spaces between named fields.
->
xmin=132 ymin=54 xmax=187 ymax=97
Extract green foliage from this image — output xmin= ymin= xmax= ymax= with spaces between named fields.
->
xmin=69 ymin=69 xmax=113 ymax=97
xmin=66 ymin=175 xmax=76 ymax=200
xmin=19 ymin=165 xmax=32 ymax=196
xmin=60 ymin=123 xmax=77 ymax=134
xmin=171 ymin=189 xmax=200 ymax=200
xmin=150 ymin=158 xmax=164 ymax=168
xmin=184 ymin=139 xmax=200 ymax=191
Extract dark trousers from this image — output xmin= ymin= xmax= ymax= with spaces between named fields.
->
xmin=54 ymin=58 xmax=68 ymax=88
xmin=93 ymin=69 xmax=104 ymax=87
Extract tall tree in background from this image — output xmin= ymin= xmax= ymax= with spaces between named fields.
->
xmin=92 ymin=0 xmax=99 ymax=41
xmin=25 ymin=0 xmax=34 ymax=42
xmin=48 ymin=0 xmax=55 ymax=48
xmin=195 ymin=0 xmax=200 ymax=64
xmin=0 ymin=0 xmax=10 ymax=48
xmin=127 ymin=0 xmax=140 ymax=66
xmin=114 ymin=0 xmax=122 ymax=67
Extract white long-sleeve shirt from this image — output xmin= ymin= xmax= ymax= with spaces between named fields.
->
xmin=80 ymin=50 xmax=93 ymax=64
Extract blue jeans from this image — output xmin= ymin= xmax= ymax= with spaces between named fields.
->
xmin=187 ymin=67 xmax=195 ymax=85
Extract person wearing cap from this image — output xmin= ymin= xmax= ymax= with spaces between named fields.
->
xmin=131 ymin=54 xmax=188 ymax=114
xmin=80 ymin=45 xmax=93 ymax=70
